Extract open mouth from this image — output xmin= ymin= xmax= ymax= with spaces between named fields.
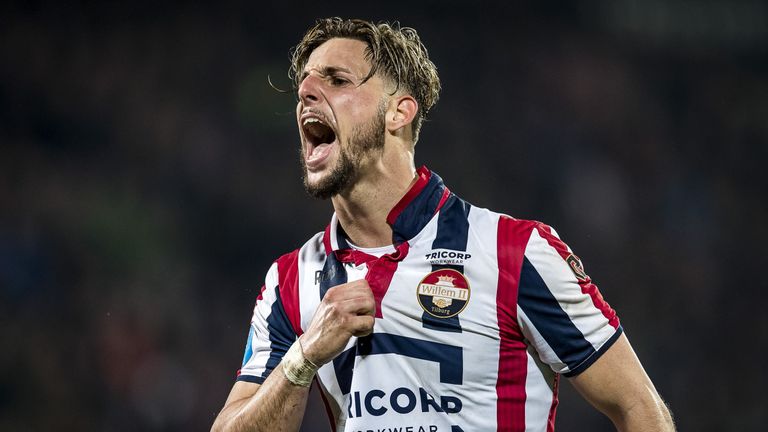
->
xmin=303 ymin=117 xmax=336 ymax=145
xmin=302 ymin=114 xmax=338 ymax=167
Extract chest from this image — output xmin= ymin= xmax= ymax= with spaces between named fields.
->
xmin=300 ymin=241 xmax=511 ymax=392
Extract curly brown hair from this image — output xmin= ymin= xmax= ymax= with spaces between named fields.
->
xmin=290 ymin=17 xmax=441 ymax=143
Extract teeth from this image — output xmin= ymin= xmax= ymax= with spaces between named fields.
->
xmin=303 ymin=117 xmax=323 ymax=126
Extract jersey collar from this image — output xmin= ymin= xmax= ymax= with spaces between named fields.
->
xmin=322 ymin=165 xmax=451 ymax=258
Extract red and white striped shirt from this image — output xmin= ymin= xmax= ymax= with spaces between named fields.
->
xmin=238 ymin=166 xmax=621 ymax=432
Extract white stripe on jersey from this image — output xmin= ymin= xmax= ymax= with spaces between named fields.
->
xmin=524 ymin=348 xmax=557 ymax=431
xmin=524 ymin=227 xmax=617 ymax=373
xmin=297 ymin=237 xmax=323 ymax=332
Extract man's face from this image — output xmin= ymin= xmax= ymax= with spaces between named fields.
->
xmin=296 ymin=38 xmax=388 ymax=199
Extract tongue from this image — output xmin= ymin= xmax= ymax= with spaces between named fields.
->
xmin=311 ymin=143 xmax=330 ymax=158
xmin=307 ymin=143 xmax=335 ymax=167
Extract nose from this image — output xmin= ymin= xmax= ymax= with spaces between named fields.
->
xmin=298 ymin=74 xmax=321 ymax=105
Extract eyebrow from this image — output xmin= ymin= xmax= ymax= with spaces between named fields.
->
xmin=299 ymin=65 xmax=354 ymax=83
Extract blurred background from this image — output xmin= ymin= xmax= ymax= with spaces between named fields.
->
xmin=2 ymin=1 xmax=767 ymax=430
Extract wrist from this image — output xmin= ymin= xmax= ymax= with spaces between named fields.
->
xmin=281 ymin=338 xmax=319 ymax=387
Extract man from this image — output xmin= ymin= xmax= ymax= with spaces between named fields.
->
xmin=212 ymin=18 xmax=675 ymax=432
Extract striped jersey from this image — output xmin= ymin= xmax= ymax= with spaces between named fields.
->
xmin=238 ymin=166 xmax=621 ymax=432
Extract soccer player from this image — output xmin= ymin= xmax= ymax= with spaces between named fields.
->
xmin=212 ymin=18 xmax=675 ymax=432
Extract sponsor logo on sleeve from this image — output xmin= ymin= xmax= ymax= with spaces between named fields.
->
xmin=566 ymin=254 xmax=588 ymax=282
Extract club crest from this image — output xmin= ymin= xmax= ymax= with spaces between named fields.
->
xmin=417 ymin=269 xmax=470 ymax=319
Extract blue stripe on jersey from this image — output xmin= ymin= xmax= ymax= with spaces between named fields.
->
xmin=320 ymin=252 xmax=348 ymax=300
xmin=236 ymin=374 xmax=266 ymax=384
xmin=264 ymin=285 xmax=297 ymax=376
xmin=564 ymin=325 xmax=623 ymax=377
xmin=333 ymin=333 xmax=464 ymax=394
xmin=423 ymin=195 xmax=471 ymax=333
xmin=432 ymin=195 xmax=471 ymax=254
xmin=518 ymin=257 xmax=595 ymax=370
xmin=336 ymin=225 xmax=352 ymax=249
xmin=236 ymin=285 xmax=296 ymax=383
xmin=332 ymin=345 xmax=357 ymax=395
xmin=391 ymin=171 xmax=447 ymax=243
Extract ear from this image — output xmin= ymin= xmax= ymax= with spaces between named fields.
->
xmin=387 ymin=95 xmax=418 ymax=135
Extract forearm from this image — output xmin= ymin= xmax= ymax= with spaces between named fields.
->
xmin=610 ymin=394 xmax=675 ymax=432
xmin=211 ymin=364 xmax=311 ymax=432
xmin=213 ymin=280 xmax=375 ymax=432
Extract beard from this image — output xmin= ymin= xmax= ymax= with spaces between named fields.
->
xmin=301 ymin=102 xmax=386 ymax=199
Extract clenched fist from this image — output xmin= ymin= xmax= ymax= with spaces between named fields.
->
xmin=299 ymin=280 xmax=375 ymax=366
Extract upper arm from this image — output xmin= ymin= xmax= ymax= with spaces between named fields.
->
xmin=239 ymin=262 xmax=297 ymax=384
xmin=516 ymin=224 xmax=673 ymax=429
xmin=569 ymin=333 xmax=675 ymax=430
xmin=517 ymin=223 xmax=621 ymax=376
xmin=213 ymin=252 xmax=307 ymax=432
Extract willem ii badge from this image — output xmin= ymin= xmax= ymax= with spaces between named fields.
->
xmin=416 ymin=268 xmax=470 ymax=319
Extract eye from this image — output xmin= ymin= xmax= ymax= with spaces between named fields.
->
xmin=329 ymin=76 xmax=350 ymax=87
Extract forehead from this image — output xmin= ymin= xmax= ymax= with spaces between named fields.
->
xmin=304 ymin=38 xmax=371 ymax=76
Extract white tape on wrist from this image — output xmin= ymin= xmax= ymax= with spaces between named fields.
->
xmin=281 ymin=339 xmax=318 ymax=387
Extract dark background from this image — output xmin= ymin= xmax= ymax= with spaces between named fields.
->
xmin=2 ymin=1 xmax=767 ymax=431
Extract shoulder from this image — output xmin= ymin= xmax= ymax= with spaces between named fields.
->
xmin=465 ymin=204 xmax=579 ymax=269
xmin=260 ymin=231 xmax=325 ymax=336
xmin=465 ymin=203 xmax=549 ymax=245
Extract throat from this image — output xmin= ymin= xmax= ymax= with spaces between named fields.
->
xmin=334 ymin=206 xmax=394 ymax=249
xmin=331 ymin=170 xmax=418 ymax=248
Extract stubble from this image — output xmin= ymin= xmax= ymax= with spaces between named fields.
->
xmin=301 ymin=102 xmax=387 ymax=199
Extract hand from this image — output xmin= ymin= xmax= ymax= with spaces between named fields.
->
xmin=299 ymin=280 xmax=375 ymax=366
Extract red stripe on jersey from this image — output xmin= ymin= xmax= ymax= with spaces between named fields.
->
xmin=255 ymin=284 xmax=267 ymax=303
xmin=547 ymin=375 xmax=560 ymax=432
xmin=386 ymin=166 xmax=431 ymax=226
xmin=365 ymin=241 xmax=410 ymax=318
xmin=276 ymin=249 xmax=303 ymax=336
xmin=435 ymin=186 xmax=451 ymax=216
xmin=496 ymin=216 xmax=536 ymax=431
xmin=322 ymin=224 xmax=333 ymax=255
xmin=534 ymin=223 xmax=619 ymax=329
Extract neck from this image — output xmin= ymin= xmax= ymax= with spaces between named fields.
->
xmin=331 ymin=144 xmax=416 ymax=248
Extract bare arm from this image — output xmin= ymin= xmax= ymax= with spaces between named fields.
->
xmin=569 ymin=333 xmax=675 ymax=431
xmin=212 ymin=280 xmax=376 ymax=432
xmin=211 ymin=367 xmax=309 ymax=432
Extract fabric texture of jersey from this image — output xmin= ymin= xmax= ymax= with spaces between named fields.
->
xmin=238 ymin=166 xmax=621 ymax=432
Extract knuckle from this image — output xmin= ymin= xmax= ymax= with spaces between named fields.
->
xmin=338 ymin=315 xmax=350 ymax=328
xmin=324 ymin=286 xmax=338 ymax=300
xmin=363 ymin=316 xmax=375 ymax=328
xmin=362 ymin=300 xmax=375 ymax=314
xmin=328 ymin=302 xmax=341 ymax=315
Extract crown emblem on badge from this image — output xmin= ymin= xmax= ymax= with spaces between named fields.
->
xmin=436 ymin=275 xmax=456 ymax=286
